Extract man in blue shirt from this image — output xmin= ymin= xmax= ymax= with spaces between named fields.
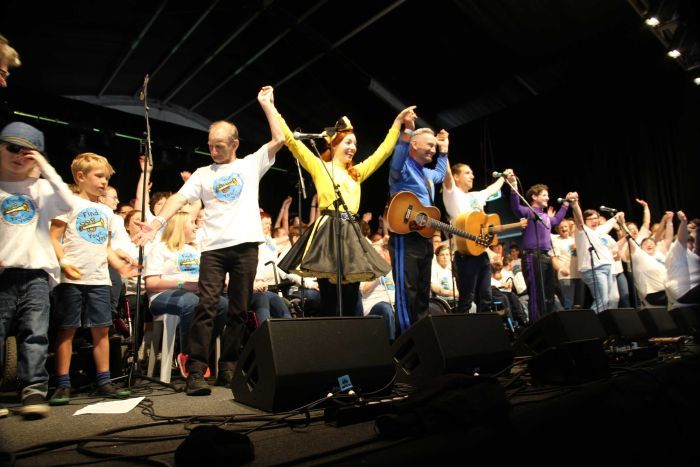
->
xmin=388 ymin=121 xmax=448 ymax=333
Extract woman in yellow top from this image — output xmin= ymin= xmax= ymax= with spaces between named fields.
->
xmin=278 ymin=105 xmax=417 ymax=318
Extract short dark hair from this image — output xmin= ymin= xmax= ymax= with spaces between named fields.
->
xmin=526 ymin=184 xmax=548 ymax=202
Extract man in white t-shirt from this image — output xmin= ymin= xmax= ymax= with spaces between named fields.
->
xmin=442 ymin=162 xmax=511 ymax=313
xmin=666 ymin=211 xmax=700 ymax=307
xmin=571 ymin=200 xmax=618 ymax=313
xmin=134 ymin=86 xmax=284 ymax=396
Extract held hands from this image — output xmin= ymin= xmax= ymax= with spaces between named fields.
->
xmin=505 ymin=170 xmax=517 ymax=185
xmin=397 ymin=106 xmax=417 ymax=130
xmin=180 ymin=171 xmax=192 ymax=183
xmin=258 ymin=86 xmax=275 ymax=108
xmin=436 ymin=129 xmax=449 ymax=153
xmin=566 ymin=192 xmax=579 ymax=205
xmin=677 ymin=210 xmax=687 ymax=224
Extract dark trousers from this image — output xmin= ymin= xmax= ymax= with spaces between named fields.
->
xmin=522 ymin=251 xmax=555 ymax=321
xmin=317 ymin=280 xmax=360 ymax=317
xmin=390 ymin=232 xmax=433 ymax=334
xmin=455 ymin=252 xmax=493 ymax=313
xmin=187 ymin=242 xmax=258 ymax=374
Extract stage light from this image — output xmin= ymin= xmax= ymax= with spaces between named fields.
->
xmin=693 ymin=77 xmax=700 ymax=85
xmin=645 ymin=16 xmax=660 ymax=27
xmin=668 ymin=49 xmax=682 ymax=58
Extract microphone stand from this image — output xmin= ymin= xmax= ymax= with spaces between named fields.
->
xmin=618 ymin=221 xmax=640 ymax=310
xmin=505 ymin=177 xmax=548 ymax=320
xmin=447 ymin=232 xmax=458 ymax=312
xmin=579 ymin=226 xmax=602 ymax=312
xmin=307 ymin=139 xmax=370 ymax=316
xmin=294 ymin=158 xmax=306 ymax=317
xmin=113 ymin=74 xmax=176 ymax=392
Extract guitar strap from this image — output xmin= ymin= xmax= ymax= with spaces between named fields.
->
xmin=422 ymin=172 xmax=434 ymax=206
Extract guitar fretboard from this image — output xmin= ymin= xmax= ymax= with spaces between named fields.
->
xmin=427 ymin=218 xmax=478 ymax=241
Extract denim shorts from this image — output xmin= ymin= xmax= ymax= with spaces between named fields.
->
xmin=54 ymin=283 xmax=112 ymax=328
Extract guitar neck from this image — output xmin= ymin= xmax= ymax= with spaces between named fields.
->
xmin=489 ymin=221 xmax=524 ymax=234
xmin=427 ymin=218 xmax=478 ymax=242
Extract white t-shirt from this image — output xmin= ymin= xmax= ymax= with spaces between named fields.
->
xmin=144 ymin=242 xmax=201 ymax=303
xmin=599 ymin=232 xmax=623 ymax=275
xmin=665 ymin=240 xmax=700 ymax=307
xmin=631 ymin=247 xmax=667 ymax=298
xmin=361 ymin=272 xmax=395 ymax=315
xmin=0 ymin=171 xmax=74 ymax=288
xmin=442 ymin=185 xmax=489 ymax=220
xmin=552 ymin=235 xmax=580 ymax=280
xmin=178 ymin=146 xmax=274 ymax=252
xmin=575 ymin=226 xmax=614 ymax=273
xmin=431 ymin=262 xmax=456 ymax=295
xmin=54 ymin=196 xmax=114 ymax=285
xmin=108 ymin=213 xmax=132 ymax=252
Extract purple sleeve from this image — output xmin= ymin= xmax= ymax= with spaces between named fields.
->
xmin=509 ymin=188 xmax=529 ymax=218
xmin=552 ymin=204 xmax=569 ymax=227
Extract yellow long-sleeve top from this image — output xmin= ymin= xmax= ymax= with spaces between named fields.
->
xmin=279 ymin=116 xmax=400 ymax=213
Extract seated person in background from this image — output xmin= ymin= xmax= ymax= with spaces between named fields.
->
xmin=360 ymin=243 xmax=397 ymax=341
xmin=430 ymin=245 xmax=458 ymax=308
xmin=144 ymin=212 xmax=227 ymax=378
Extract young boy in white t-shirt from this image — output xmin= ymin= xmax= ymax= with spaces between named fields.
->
xmin=0 ymin=122 xmax=74 ymax=418
xmin=49 ymin=152 xmax=139 ymax=405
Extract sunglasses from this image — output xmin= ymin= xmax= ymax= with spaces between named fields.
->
xmin=4 ymin=143 xmax=28 ymax=154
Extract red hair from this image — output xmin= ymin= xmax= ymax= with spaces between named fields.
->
xmin=321 ymin=130 xmax=360 ymax=181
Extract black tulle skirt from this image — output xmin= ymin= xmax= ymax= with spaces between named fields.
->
xmin=278 ymin=214 xmax=390 ymax=284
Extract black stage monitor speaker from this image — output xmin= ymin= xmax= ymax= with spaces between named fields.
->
xmin=514 ymin=310 xmax=609 ymax=384
xmin=514 ymin=309 xmax=606 ymax=356
xmin=638 ymin=307 xmax=681 ymax=337
xmin=669 ymin=305 xmax=700 ymax=335
xmin=231 ymin=317 xmax=395 ymax=413
xmin=392 ymin=313 xmax=513 ymax=382
xmin=598 ymin=308 xmax=648 ymax=341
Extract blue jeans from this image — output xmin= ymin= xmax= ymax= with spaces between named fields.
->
xmin=581 ymin=264 xmax=612 ymax=313
xmin=367 ymin=301 xmax=396 ymax=342
xmin=615 ymin=272 xmax=630 ymax=308
xmin=559 ymin=278 xmax=580 ymax=310
xmin=0 ymin=269 xmax=50 ymax=400
xmin=250 ymin=291 xmax=291 ymax=324
xmin=150 ymin=289 xmax=228 ymax=355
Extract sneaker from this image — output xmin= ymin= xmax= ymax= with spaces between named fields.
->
xmin=17 ymin=394 xmax=49 ymax=419
xmin=178 ymin=354 xmax=211 ymax=379
xmin=214 ymin=369 xmax=234 ymax=388
xmin=186 ymin=372 xmax=211 ymax=396
xmin=177 ymin=353 xmax=189 ymax=379
xmin=96 ymin=382 xmax=131 ymax=399
xmin=49 ymin=387 xmax=71 ymax=406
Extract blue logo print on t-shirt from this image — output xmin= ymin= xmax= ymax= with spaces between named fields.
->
xmin=178 ymin=251 xmax=200 ymax=275
xmin=1 ymin=194 xmax=37 ymax=225
xmin=75 ymin=208 xmax=108 ymax=244
xmin=212 ymin=173 xmax=243 ymax=202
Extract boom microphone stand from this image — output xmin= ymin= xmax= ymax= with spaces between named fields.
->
xmin=306 ymin=137 xmax=370 ymax=316
xmin=293 ymin=158 xmax=306 ymax=316
xmin=114 ymin=74 xmax=176 ymax=391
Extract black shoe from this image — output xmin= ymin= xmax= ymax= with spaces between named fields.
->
xmin=17 ymin=394 xmax=49 ymax=419
xmin=214 ymin=369 xmax=234 ymax=388
xmin=186 ymin=372 xmax=211 ymax=396
xmin=96 ymin=382 xmax=131 ymax=399
xmin=49 ymin=387 xmax=71 ymax=406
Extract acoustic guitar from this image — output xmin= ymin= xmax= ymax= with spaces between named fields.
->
xmin=386 ymin=191 xmax=527 ymax=255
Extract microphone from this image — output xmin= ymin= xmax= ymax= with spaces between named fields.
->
xmin=492 ymin=171 xmax=507 ymax=178
xmin=557 ymin=197 xmax=577 ymax=204
xmin=293 ymin=131 xmax=326 ymax=140
xmin=599 ymin=205 xmax=618 ymax=214
xmin=139 ymin=74 xmax=150 ymax=102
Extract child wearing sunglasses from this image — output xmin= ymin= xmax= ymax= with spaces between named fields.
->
xmin=0 ymin=121 xmax=74 ymax=419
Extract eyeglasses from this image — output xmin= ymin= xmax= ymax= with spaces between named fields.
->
xmin=3 ymin=143 xmax=26 ymax=154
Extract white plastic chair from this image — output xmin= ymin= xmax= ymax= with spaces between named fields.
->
xmin=146 ymin=313 xmax=180 ymax=383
